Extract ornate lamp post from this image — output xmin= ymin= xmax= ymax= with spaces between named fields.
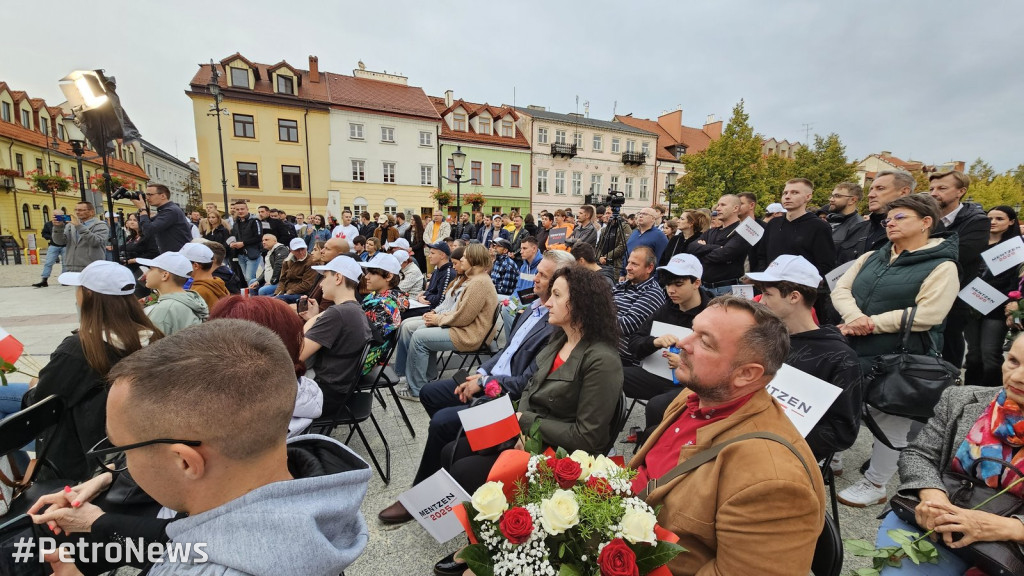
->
xmin=441 ymin=145 xmax=473 ymax=218
xmin=63 ymin=120 xmax=89 ymax=201
xmin=664 ymin=167 xmax=679 ymax=218
xmin=207 ymin=60 xmax=230 ymax=213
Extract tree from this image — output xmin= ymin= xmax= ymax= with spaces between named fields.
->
xmin=968 ymin=157 xmax=996 ymax=185
xmin=749 ymin=154 xmax=795 ymax=211
xmin=968 ymin=172 xmax=1024 ymax=210
xmin=183 ymin=171 xmax=204 ymax=214
xmin=791 ymin=133 xmax=856 ymax=207
xmin=1012 ymin=163 xmax=1024 ymax=188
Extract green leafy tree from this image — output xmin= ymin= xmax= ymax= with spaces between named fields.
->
xmin=183 ymin=171 xmax=204 ymax=214
xmin=968 ymin=173 xmax=1024 ymax=210
xmin=749 ymin=154 xmax=796 ymax=212
xmin=674 ymin=100 xmax=762 ymax=209
xmin=791 ymin=133 xmax=856 ymax=207
xmin=1012 ymin=163 xmax=1024 ymax=188
xmin=968 ymin=157 xmax=996 ymax=185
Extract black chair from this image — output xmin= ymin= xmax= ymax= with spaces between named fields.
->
xmin=358 ymin=330 xmax=416 ymax=438
xmin=811 ymin=513 xmax=843 ymax=576
xmin=0 ymin=395 xmax=69 ymax=519
xmin=622 ymin=396 xmax=647 ymax=424
xmin=602 ymin=392 xmax=629 ymax=455
xmin=308 ymin=343 xmax=392 ymax=484
xmin=437 ymin=304 xmax=502 ymax=374
xmin=819 ymin=453 xmax=840 ymax=530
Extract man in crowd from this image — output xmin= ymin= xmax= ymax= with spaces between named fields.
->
xmin=545 ymin=209 xmax=575 ymax=251
xmin=929 ymin=170 xmax=990 ymax=368
xmin=598 ymin=206 xmax=631 ymax=284
xmin=453 ymin=212 xmax=476 ymax=241
xmin=229 ymin=201 xmax=263 ymax=284
xmin=189 ymin=210 xmax=202 ymax=228
xmin=204 ymin=239 xmax=243 ymax=295
xmin=331 ymin=209 xmax=360 ymax=244
xmin=489 ymin=238 xmax=520 ymax=296
xmin=687 ymin=195 xmax=749 ymax=295
xmin=862 ymin=170 xmax=914 ymax=252
xmin=131 ymin=184 xmax=191 ymax=253
xmin=417 ymin=241 xmax=456 ymax=308
xmin=515 ymin=236 xmax=542 ymax=293
xmin=394 ymin=249 xmax=424 ymax=298
xmin=622 ymin=208 xmax=668 ymax=280
xmin=358 ymin=211 xmax=377 ymax=237
xmin=535 ymin=212 xmax=553 ymax=252
xmin=136 ymin=251 xmax=209 ymax=335
xmin=395 ymin=212 xmax=409 ymax=237
xmin=630 ymin=296 xmax=824 ymax=576
xmin=764 ymin=202 xmax=786 ymax=222
xmin=571 ymin=204 xmax=598 ymax=247
xmin=33 ymin=209 xmax=68 ymax=287
xmin=250 ymin=234 xmax=290 ymax=296
xmin=423 ymin=211 xmax=451 ymax=273
xmin=827 ymin=182 xmax=869 ymax=264
xmin=352 ymin=236 xmax=367 ymax=261
xmin=737 ymin=192 xmax=765 ymax=271
xmin=756 ymin=178 xmax=836 ymax=277
xmin=508 ymin=215 xmax=527 ymax=261
xmin=181 ymin=242 xmax=229 ymax=309
xmin=274 ymin=237 xmax=319 ymax=303
xmin=306 ymin=237 xmax=351 ymax=310
xmin=613 ymin=246 xmax=667 ymax=366
xmin=746 ymin=255 xmax=862 ymax=462
xmin=266 ymin=208 xmax=297 ymax=244
xmin=481 ymin=214 xmax=511 ymax=249
xmin=47 ymin=201 xmax=109 ymax=276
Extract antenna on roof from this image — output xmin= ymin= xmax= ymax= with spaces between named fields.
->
xmin=613 ymin=101 xmax=617 ymax=117
xmin=584 ymin=101 xmax=590 ymax=118
xmin=801 ymin=122 xmax=814 ymax=144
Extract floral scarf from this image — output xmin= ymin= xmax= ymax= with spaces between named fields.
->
xmin=951 ymin=389 xmax=1024 ymax=496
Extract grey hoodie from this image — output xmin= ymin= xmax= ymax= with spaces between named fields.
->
xmin=146 ymin=290 xmax=209 ymax=336
xmin=150 ymin=435 xmax=371 ymax=576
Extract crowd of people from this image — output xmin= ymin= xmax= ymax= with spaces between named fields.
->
xmin=4 ymin=168 xmax=1024 ymax=575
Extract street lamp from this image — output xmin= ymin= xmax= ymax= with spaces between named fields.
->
xmin=207 ymin=60 xmax=230 ymax=213
xmin=63 ymin=120 xmax=89 ymax=201
xmin=441 ymin=145 xmax=473 ymax=218
xmin=664 ymin=167 xmax=678 ymax=218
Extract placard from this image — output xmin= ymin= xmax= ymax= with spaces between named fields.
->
xmin=981 ymin=236 xmax=1024 ymax=276
xmin=640 ymin=322 xmax=692 ymax=380
xmin=398 ymin=469 xmax=471 ymax=543
xmin=730 ymin=285 xmax=755 ymax=299
xmin=547 ymin=227 xmax=567 ymax=246
xmin=958 ymin=277 xmax=1009 ymax=316
xmin=765 ymin=365 xmax=843 ymax=438
xmin=735 ymin=217 xmax=765 ymax=246
xmin=824 ymin=260 xmax=856 ymax=291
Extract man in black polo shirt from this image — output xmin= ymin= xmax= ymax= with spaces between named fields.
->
xmin=755 ymin=178 xmax=836 ymax=277
xmin=687 ymin=194 xmax=749 ymax=295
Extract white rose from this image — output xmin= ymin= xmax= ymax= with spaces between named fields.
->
xmin=569 ymin=450 xmax=595 ymax=480
xmin=540 ymin=489 xmax=580 ymax=535
xmin=471 ymin=481 xmax=508 ymax=521
xmin=620 ymin=507 xmax=657 ymax=545
xmin=589 ymin=454 xmax=620 ymax=477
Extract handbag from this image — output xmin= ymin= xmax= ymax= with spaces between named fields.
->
xmin=890 ymin=456 xmax=1024 ymax=576
xmin=863 ymin=307 xmax=961 ymax=423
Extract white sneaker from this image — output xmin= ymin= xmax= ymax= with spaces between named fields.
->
xmin=396 ymin=385 xmax=420 ymax=403
xmin=829 ymin=454 xmax=843 ymax=477
xmin=837 ymin=478 xmax=887 ymax=507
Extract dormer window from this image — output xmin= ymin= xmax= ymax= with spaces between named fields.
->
xmin=276 ymin=75 xmax=294 ymax=95
xmin=230 ymin=67 xmax=248 ymax=88
xmin=501 ymin=120 xmax=514 ymax=137
xmin=478 ymin=118 xmax=491 ymax=135
xmin=40 ymin=117 xmax=48 ymax=136
xmin=21 ymin=109 xmax=30 ymax=128
xmin=453 ymin=112 xmax=467 ymax=132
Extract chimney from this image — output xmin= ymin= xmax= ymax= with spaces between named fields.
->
xmin=444 ymin=90 xmax=453 ymax=107
xmin=658 ymin=109 xmax=683 ymax=134
xmin=308 ymin=56 xmax=320 ymax=83
xmin=703 ymin=116 xmax=723 ymax=140
xmin=880 ymin=150 xmax=892 ymax=158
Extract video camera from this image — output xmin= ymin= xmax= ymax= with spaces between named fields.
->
xmin=111 ymin=186 xmax=141 ymax=201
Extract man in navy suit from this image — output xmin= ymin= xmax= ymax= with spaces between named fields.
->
xmin=377 ymin=249 xmax=576 ymax=524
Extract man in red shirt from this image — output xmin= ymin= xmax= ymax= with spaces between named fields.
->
xmin=629 ymin=295 xmax=825 ymax=576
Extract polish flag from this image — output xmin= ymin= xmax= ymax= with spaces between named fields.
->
xmin=458 ymin=394 xmax=520 ymax=451
xmin=0 ymin=327 xmax=24 ymax=365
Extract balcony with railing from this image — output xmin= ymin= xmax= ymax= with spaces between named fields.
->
xmin=621 ymin=151 xmax=646 ymax=165
xmin=550 ymin=143 xmax=577 ymax=158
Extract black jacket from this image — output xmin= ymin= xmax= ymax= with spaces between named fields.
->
xmin=756 ymin=212 xmax=836 ymax=276
xmin=861 ymin=212 xmax=889 ymax=254
xmin=828 ymin=211 xmax=869 ymax=264
xmin=423 ymin=261 xmax=456 ymax=308
xmin=202 ymin=224 xmax=231 ymax=251
xmin=453 ymin=222 xmax=476 ymax=241
xmin=938 ymin=202 xmax=990 ymax=288
xmin=124 ymin=233 xmax=159 ymax=262
xmin=627 ymin=290 xmax=712 ymax=359
xmin=139 ymin=201 xmax=191 ymax=253
xmin=266 ymin=217 xmax=297 ymax=244
xmin=232 ymin=215 xmax=263 ymax=259
xmin=686 ymin=221 xmax=749 ymax=284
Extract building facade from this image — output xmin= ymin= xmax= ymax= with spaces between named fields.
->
xmin=514 ymin=106 xmax=659 ymax=215
xmin=140 ymin=138 xmax=196 ymax=207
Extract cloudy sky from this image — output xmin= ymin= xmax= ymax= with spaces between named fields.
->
xmin=6 ymin=0 xmax=1023 ymax=172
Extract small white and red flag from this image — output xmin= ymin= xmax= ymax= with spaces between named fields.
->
xmin=0 ymin=327 xmax=24 ymax=365
xmin=457 ymin=394 xmax=520 ymax=451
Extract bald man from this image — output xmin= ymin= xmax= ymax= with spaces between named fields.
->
xmin=686 ymin=195 xmax=750 ymax=295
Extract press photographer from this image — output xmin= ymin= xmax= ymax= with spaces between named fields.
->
xmin=129 ymin=183 xmax=191 ymax=253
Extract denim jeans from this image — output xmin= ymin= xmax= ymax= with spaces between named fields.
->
xmin=876 ymin=512 xmax=967 ymax=575
xmin=275 ymin=293 xmax=303 ymax=304
xmin=257 ymin=284 xmax=278 ymax=296
xmin=0 ymin=382 xmax=29 ymax=419
xmin=41 ymin=245 xmax=65 ymax=279
xmin=238 ymin=253 xmax=261 ymax=284
xmin=405 ymin=327 xmax=456 ymax=396
xmin=394 ymin=317 xmax=426 ymax=378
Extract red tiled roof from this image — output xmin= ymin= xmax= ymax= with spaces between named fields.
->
xmin=28 ymin=98 xmax=46 ymax=111
xmin=878 ymin=154 xmax=923 ymax=171
xmin=428 ymin=96 xmax=531 ymax=150
xmin=267 ymin=60 xmax=302 ymax=83
xmin=10 ymin=91 xmax=27 ymax=104
xmin=191 ymin=60 xmax=329 ymax=103
xmin=0 ymin=118 xmax=148 ymax=180
xmin=614 ymin=114 xmax=715 ymax=161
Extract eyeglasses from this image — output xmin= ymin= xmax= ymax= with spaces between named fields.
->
xmin=882 ymin=213 xmax=916 ymax=227
xmin=86 ymin=436 xmax=201 ymax=473
xmin=829 ymin=193 xmax=856 ymax=199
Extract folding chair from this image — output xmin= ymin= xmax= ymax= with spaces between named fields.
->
xmin=359 ymin=330 xmax=416 ymax=438
xmin=622 ymin=397 xmax=647 ymax=424
xmin=0 ymin=395 xmax=70 ymax=520
xmin=819 ymin=453 xmax=841 ymax=530
xmin=438 ymin=304 xmax=502 ymax=374
xmin=308 ymin=343 xmax=392 ymax=484
xmin=811 ymin=513 xmax=843 ymax=576
xmin=601 ymin=393 xmax=629 ymax=455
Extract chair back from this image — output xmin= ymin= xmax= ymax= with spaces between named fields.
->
xmin=603 ymin=392 xmax=629 ymax=455
xmin=481 ymin=303 xmax=502 ymax=350
xmin=811 ymin=513 xmax=843 ymax=576
xmin=316 ymin=342 xmax=373 ymax=422
xmin=1 ymin=395 xmax=65 ymax=509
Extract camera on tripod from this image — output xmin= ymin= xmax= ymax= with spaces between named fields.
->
xmin=111 ymin=186 xmax=141 ymax=201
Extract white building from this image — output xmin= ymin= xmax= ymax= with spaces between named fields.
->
xmin=141 ymin=138 xmax=196 ymax=207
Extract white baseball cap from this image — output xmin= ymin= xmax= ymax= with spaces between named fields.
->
xmin=289 ymin=238 xmax=308 ymax=251
xmin=767 ymin=203 xmax=786 ymax=214
xmin=58 ymin=261 xmax=136 ymax=295
xmin=179 ymin=243 xmax=213 ymax=264
xmin=135 ymin=252 xmax=194 ymax=278
xmin=392 ymin=250 xmax=410 ymax=264
xmin=386 ymin=238 xmax=411 ymax=251
xmin=745 ymin=255 xmax=822 ymax=288
xmin=360 ymin=253 xmax=402 ymax=276
xmin=312 ymin=256 xmax=363 ymax=283
xmin=657 ymin=253 xmax=703 ymax=279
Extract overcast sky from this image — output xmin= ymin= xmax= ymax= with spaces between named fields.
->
xmin=6 ymin=0 xmax=1023 ymax=172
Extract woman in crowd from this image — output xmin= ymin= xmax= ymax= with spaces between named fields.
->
xmin=364 ymin=236 xmax=382 ymax=262
xmin=359 ymin=253 xmax=409 ymax=373
xmin=408 ymin=214 xmax=426 ymax=272
xmin=209 ymin=296 xmax=322 ymax=435
xmin=965 ymin=205 xmax=1023 ymax=386
xmin=873 ymin=333 xmax=1024 ymax=575
xmin=678 ymin=209 xmax=709 ymax=255
xmin=122 ymin=213 xmax=159 ymax=298
xmin=200 ymin=209 xmax=230 ymax=252
xmin=396 ymin=244 xmax=497 ymax=401
xmin=832 ymin=194 xmax=960 ymax=507
xmin=659 ymin=219 xmax=682 ymax=267
xmin=305 ymin=214 xmax=332 ymax=251
xmin=22 ymin=261 xmax=163 ymax=481
xmin=524 ymin=212 xmax=538 ymax=236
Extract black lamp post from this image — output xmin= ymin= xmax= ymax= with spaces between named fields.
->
xmin=664 ymin=167 xmax=679 ymax=218
xmin=441 ymin=145 xmax=473 ymax=218
xmin=207 ymin=60 xmax=230 ymax=213
xmin=62 ymin=119 xmax=89 ymax=201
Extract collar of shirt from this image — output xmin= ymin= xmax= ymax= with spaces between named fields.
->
xmin=682 ymin=391 xmax=756 ymax=421
xmin=530 ymin=299 xmax=547 ymax=317
xmin=618 ymin=275 xmax=658 ymax=293
xmin=940 ymin=203 xmax=964 ymax=228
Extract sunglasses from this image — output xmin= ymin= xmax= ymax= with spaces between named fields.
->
xmin=86 ymin=436 xmax=201 ymax=473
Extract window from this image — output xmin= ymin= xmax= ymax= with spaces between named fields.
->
xmin=383 ymin=199 xmax=398 ymax=216
xmin=640 ymin=177 xmax=649 ymax=200
xmin=610 ymin=175 xmax=620 ymax=191
xmin=276 ymin=75 xmax=294 ymax=94
xmin=420 ymin=165 xmax=433 ymax=186
xmin=572 ymin=172 xmax=582 ymax=196
xmin=278 ymin=119 xmax=298 ymax=142
xmin=611 ymin=138 xmax=620 ymax=153
xmin=15 ymin=153 xmax=24 ymax=176
xmin=282 ymin=165 xmax=301 ymax=190
xmin=590 ymin=173 xmax=602 ymax=195
xmin=453 ymin=113 xmax=467 ymax=131
xmin=35 ymin=158 xmax=42 ymax=171
xmin=351 ymin=160 xmax=365 ymax=182
xmin=22 ymin=204 xmax=31 ymax=229
xmin=447 ymin=159 xmax=455 ymax=182
xmin=592 ymin=135 xmax=603 ymax=151
xmin=230 ymin=67 xmax=248 ymax=87
xmin=419 ymin=131 xmax=432 ymax=146
xmin=491 ymin=163 xmax=501 ymax=186
xmin=42 ymin=206 xmax=49 ymax=223
xmin=641 ymin=142 xmax=650 ymax=156
xmin=381 ymin=126 xmax=395 ymax=143
xmin=537 ymin=127 xmax=548 ymax=144
xmin=470 ymin=161 xmax=482 ymax=185
xmin=58 ymin=124 xmax=66 ymax=140
xmin=510 ymin=164 xmax=521 ymax=188
xmin=382 ymin=162 xmax=396 ymax=183
xmin=353 ymin=197 xmax=368 ymax=215
xmin=233 ymin=114 xmax=255 ymax=138
xmin=22 ymin=109 xmax=30 ymax=128
xmin=1 ymin=102 xmax=10 ymax=122
xmin=40 ymin=117 xmax=48 ymax=136
xmin=237 ymin=162 xmax=259 ymax=188
xmin=478 ymin=118 xmax=491 ymax=135
xmin=555 ymin=130 xmax=567 ymax=145
xmin=350 ymin=123 xmax=364 ymax=139
xmin=626 ymin=140 xmax=636 ymax=153
xmin=625 ymin=177 xmax=634 ymax=198
xmin=501 ymin=120 xmax=513 ymax=137
xmin=573 ymin=132 xmax=583 ymax=149
xmin=554 ymin=170 xmax=566 ymax=195
xmin=537 ymin=169 xmax=549 ymax=194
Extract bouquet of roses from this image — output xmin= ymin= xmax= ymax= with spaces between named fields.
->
xmin=454 ymin=449 xmax=685 ymax=576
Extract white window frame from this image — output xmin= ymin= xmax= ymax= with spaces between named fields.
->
xmin=420 ymin=165 xmax=433 ymax=186
xmin=453 ymin=113 xmax=467 ymax=131
xmin=478 ymin=117 xmax=491 ymax=135
xmin=537 ymin=127 xmax=548 ymax=144
xmin=555 ymin=130 xmax=567 ymax=145
xmin=641 ymin=142 xmax=650 ymax=156
xmin=351 ymin=160 xmax=366 ymax=182
xmin=611 ymin=138 xmax=620 ymax=153
xmin=573 ymin=132 xmax=583 ymax=150
xmin=640 ymin=177 xmax=649 ymax=200
xmin=610 ymin=175 xmax=620 ymax=191
xmin=537 ymin=169 xmax=549 ymax=194
xmin=381 ymin=126 xmax=395 ymax=143
xmin=554 ymin=170 xmax=566 ymax=195
xmin=501 ymin=120 xmax=514 ymax=137
xmin=590 ymin=174 xmax=602 ymax=195
xmin=592 ymin=134 xmax=602 ymax=151
xmin=572 ymin=172 xmax=582 ymax=196
xmin=352 ymin=196 xmax=368 ymax=216
xmin=383 ymin=199 xmax=398 ymax=216
xmin=382 ymin=161 xmax=396 ymax=183
xmin=419 ymin=131 xmax=432 ymax=147
xmin=626 ymin=140 xmax=636 ymax=153
xmin=625 ymin=177 xmax=634 ymax=198
xmin=349 ymin=123 xmax=364 ymax=140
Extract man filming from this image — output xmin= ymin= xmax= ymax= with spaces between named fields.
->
xmin=130 ymin=183 xmax=191 ymax=253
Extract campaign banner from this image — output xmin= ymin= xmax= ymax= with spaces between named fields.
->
xmin=457 ymin=394 xmax=520 ymax=451
xmin=398 ymin=469 xmax=472 ymax=543
xmin=547 ymin=227 xmax=567 ymax=246
xmin=958 ymin=277 xmax=1009 ymax=316
xmin=981 ymin=236 xmax=1024 ymax=276
xmin=736 ymin=217 xmax=765 ymax=246
xmin=730 ymin=285 xmax=755 ymax=299
xmin=765 ymin=365 xmax=843 ymax=438
xmin=824 ymin=260 xmax=857 ymax=292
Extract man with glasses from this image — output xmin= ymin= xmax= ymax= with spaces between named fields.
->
xmin=130 ymin=183 xmax=191 ymax=253
xmin=622 ymin=208 xmax=668 ymax=282
xmin=826 ymin=182 xmax=869 ymax=264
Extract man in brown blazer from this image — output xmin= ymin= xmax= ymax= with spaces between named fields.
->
xmin=629 ymin=295 xmax=825 ymax=576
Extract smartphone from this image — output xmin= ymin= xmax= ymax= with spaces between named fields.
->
xmin=297 ymin=296 xmax=309 ymax=313
xmin=452 ymin=369 xmax=469 ymax=384
xmin=668 ymin=346 xmax=681 ymax=385
xmin=59 ymin=215 xmax=71 ymax=223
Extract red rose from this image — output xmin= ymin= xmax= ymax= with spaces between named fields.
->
xmin=499 ymin=507 xmax=534 ymax=544
xmin=552 ymin=457 xmax=583 ymax=489
xmin=598 ymin=538 xmax=639 ymax=576
xmin=545 ymin=457 xmax=559 ymax=471
xmin=586 ymin=476 xmax=612 ymax=495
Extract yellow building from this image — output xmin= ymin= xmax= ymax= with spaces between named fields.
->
xmin=0 ymin=81 xmax=148 ymax=254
